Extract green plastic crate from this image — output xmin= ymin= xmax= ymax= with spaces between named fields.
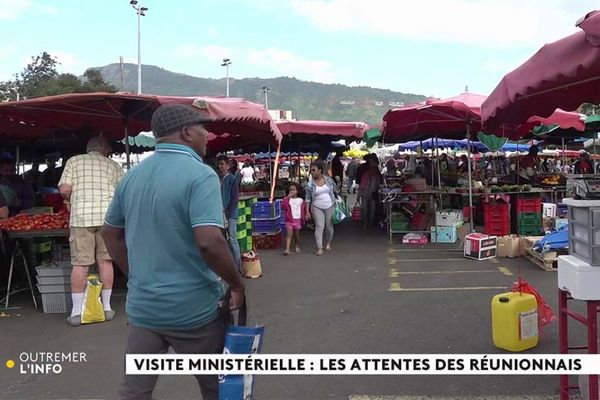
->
xmin=236 ymin=230 xmax=247 ymax=240
xmin=244 ymin=207 xmax=252 ymax=216
xmin=518 ymin=227 xmax=543 ymax=235
xmin=518 ymin=213 xmax=542 ymax=228
xmin=237 ymin=214 xmax=247 ymax=224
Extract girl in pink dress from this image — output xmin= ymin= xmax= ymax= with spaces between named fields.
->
xmin=282 ymin=183 xmax=306 ymax=255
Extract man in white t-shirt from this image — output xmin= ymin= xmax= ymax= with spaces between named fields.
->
xmin=240 ymin=162 xmax=255 ymax=184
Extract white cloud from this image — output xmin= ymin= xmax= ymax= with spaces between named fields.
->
xmin=0 ymin=0 xmax=57 ymax=19
xmin=287 ymin=0 xmax=596 ymax=48
xmin=51 ymin=51 xmax=89 ymax=75
xmin=208 ymin=26 xmax=218 ymax=37
xmin=173 ymin=44 xmax=231 ymax=62
xmin=246 ymin=48 xmax=334 ymax=83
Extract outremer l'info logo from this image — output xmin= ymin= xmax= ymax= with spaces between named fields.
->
xmin=5 ymin=352 xmax=87 ymax=374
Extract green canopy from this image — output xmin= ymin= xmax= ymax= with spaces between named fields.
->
xmin=477 ymin=131 xmax=508 ymax=151
xmin=121 ymin=135 xmax=156 ymax=149
xmin=363 ymin=128 xmax=381 ymax=147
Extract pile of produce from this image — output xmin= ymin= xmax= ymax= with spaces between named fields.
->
xmin=0 ymin=209 xmax=70 ymax=232
xmin=541 ymin=175 xmax=562 ymax=186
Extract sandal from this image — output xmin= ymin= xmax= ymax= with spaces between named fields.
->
xmin=295 ymin=247 xmax=301 ymax=253
xmin=315 ymin=249 xmax=324 ymax=256
xmin=283 ymin=250 xmax=291 ymax=256
xmin=325 ymin=244 xmax=332 ymax=251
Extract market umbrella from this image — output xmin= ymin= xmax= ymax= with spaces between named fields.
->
xmin=482 ymin=10 xmax=600 ymax=129
xmin=363 ymin=127 xmax=381 ymax=147
xmin=0 ymin=93 xmax=282 ymax=165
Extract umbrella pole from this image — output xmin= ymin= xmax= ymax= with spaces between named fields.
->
xmin=124 ymin=125 xmax=131 ymax=170
xmin=594 ymin=133 xmax=598 ymax=173
xmin=436 ymin=136 xmax=441 ymax=189
xmin=15 ymin=145 xmax=20 ymax=175
xmin=466 ymin=127 xmax=474 ymax=233
xmin=562 ymin=137 xmax=566 ymax=169
xmin=268 ymin=144 xmax=272 ymax=183
xmin=269 ymin=141 xmax=282 ymax=203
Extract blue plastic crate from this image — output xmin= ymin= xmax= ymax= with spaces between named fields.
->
xmin=252 ymin=200 xmax=282 ymax=219
xmin=252 ymin=217 xmax=281 ymax=234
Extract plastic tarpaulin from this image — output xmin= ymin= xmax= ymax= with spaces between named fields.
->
xmin=532 ymin=226 xmax=569 ymax=252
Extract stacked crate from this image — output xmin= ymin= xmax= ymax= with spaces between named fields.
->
xmin=514 ymin=197 xmax=543 ymax=235
xmin=483 ymin=202 xmax=510 ymax=236
xmin=36 ymin=260 xmax=72 ymax=314
xmin=252 ymin=200 xmax=282 ymax=250
xmin=237 ymin=197 xmax=256 ymax=253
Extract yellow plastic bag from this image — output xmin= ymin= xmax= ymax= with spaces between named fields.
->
xmin=81 ymin=274 xmax=106 ymax=324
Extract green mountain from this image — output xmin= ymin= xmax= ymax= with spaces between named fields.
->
xmin=91 ymin=63 xmax=427 ymax=124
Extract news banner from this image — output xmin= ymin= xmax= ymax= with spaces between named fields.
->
xmin=126 ymin=354 xmax=600 ymax=375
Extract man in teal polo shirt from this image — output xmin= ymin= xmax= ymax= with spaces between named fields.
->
xmin=102 ymin=104 xmax=245 ymax=400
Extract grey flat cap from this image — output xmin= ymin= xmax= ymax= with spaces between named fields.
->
xmin=151 ymin=104 xmax=212 ymax=138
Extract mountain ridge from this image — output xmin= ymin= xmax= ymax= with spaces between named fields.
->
xmin=90 ymin=63 xmax=427 ymax=124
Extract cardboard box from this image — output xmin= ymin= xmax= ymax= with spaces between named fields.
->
xmin=464 ymin=233 xmax=497 ymax=260
xmin=457 ymin=223 xmax=470 ymax=241
xmin=497 ymin=234 xmax=520 ymax=258
xmin=402 ymin=233 xmax=428 ymax=245
xmin=431 ymin=226 xmax=458 ymax=243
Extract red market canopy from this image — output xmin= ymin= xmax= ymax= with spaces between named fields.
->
xmin=382 ymin=92 xmax=485 ymax=141
xmin=383 ymin=92 xmax=584 ymax=141
xmin=0 ymin=92 xmax=282 ymax=149
xmin=482 ymin=10 xmax=600 ymax=129
xmin=276 ymin=120 xmax=368 ymax=139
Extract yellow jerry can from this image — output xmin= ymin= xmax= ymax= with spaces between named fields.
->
xmin=491 ymin=292 xmax=539 ymax=352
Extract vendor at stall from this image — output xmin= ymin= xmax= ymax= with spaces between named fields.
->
xmin=574 ymin=152 xmax=594 ymax=174
xmin=0 ymin=157 xmax=35 ymax=213
xmin=518 ymin=146 xmax=540 ymax=183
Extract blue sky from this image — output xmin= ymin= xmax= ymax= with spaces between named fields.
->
xmin=0 ymin=0 xmax=597 ymax=98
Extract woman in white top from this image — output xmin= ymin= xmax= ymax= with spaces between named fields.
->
xmin=240 ymin=162 xmax=256 ymax=184
xmin=305 ymin=160 xmax=337 ymax=256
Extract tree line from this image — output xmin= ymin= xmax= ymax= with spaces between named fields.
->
xmin=0 ymin=52 xmax=116 ymax=101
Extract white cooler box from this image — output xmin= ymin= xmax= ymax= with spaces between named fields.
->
xmin=558 ymin=255 xmax=600 ymax=300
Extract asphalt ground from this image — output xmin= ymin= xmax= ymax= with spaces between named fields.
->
xmin=0 ymin=214 xmax=589 ymax=400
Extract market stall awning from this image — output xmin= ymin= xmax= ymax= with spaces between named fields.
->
xmin=382 ymin=92 xmax=485 ymax=141
xmin=383 ymin=92 xmax=585 ymax=141
xmin=0 ymin=92 xmax=282 ymax=150
xmin=481 ymin=10 xmax=600 ymax=129
xmin=397 ymin=138 xmax=530 ymax=153
xmin=276 ymin=120 xmax=368 ymax=139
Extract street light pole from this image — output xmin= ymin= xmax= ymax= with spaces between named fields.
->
xmin=130 ymin=1 xmax=148 ymax=95
xmin=221 ymin=58 xmax=232 ymax=97
xmin=261 ymin=86 xmax=270 ymax=110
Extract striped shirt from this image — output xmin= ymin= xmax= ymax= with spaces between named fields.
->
xmin=59 ymin=151 xmax=124 ymax=227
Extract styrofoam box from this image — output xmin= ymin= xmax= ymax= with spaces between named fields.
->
xmin=430 ymin=226 xmax=458 ymax=243
xmin=558 ymin=255 xmax=600 ymax=300
xmin=436 ymin=210 xmax=464 ymax=227
xmin=542 ymin=203 xmax=557 ymax=218
xmin=555 ymin=218 xmax=568 ymax=230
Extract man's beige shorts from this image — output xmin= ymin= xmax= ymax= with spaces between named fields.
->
xmin=69 ymin=227 xmax=112 ymax=266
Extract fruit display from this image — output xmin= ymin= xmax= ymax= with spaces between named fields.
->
xmin=0 ymin=209 xmax=70 ymax=232
xmin=540 ymin=174 xmax=563 ymax=186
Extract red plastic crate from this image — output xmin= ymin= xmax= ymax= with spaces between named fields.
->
xmin=484 ymin=225 xmax=510 ymax=236
xmin=515 ymin=198 xmax=541 ymax=213
xmin=484 ymin=203 xmax=509 ymax=212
